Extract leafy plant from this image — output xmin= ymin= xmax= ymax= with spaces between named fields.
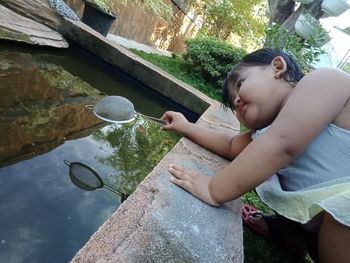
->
xmin=264 ymin=23 xmax=326 ymax=72
xmin=142 ymin=0 xmax=174 ymax=22
xmin=296 ymin=13 xmax=330 ymax=47
xmin=342 ymin=62 xmax=350 ymax=74
xmin=308 ymin=24 xmax=330 ymax=47
xmin=86 ymin=0 xmax=119 ymax=14
xmin=86 ymin=0 xmax=173 ymax=21
xmin=185 ymin=0 xmax=268 ymax=50
xmin=183 ymin=37 xmax=247 ymax=88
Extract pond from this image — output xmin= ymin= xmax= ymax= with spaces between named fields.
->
xmin=0 ymin=41 xmax=197 ymax=263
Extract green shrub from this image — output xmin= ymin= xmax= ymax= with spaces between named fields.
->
xmin=130 ymin=49 xmax=222 ymax=101
xmin=183 ymin=37 xmax=247 ymax=89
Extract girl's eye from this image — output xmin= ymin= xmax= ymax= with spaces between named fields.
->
xmin=237 ymin=80 xmax=244 ymax=89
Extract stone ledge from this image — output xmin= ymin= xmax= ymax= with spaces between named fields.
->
xmin=73 ymin=149 xmax=242 ymax=261
xmin=71 ymin=106 xmax=242 ymax=263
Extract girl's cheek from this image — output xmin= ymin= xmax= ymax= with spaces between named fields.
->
xmin=235 ymin=112 xmax=246 ymax=126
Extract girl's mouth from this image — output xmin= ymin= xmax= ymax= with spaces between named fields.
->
xmin=237 ymin=103 xmax=246 ymax=113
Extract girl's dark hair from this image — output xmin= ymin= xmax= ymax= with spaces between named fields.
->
xmin=222 ymin=48 xmax=304 ymax=109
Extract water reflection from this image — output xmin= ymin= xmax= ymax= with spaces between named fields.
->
xmin=0 ymin=45 xmax=104 ymax=167
xmin=0 ymin=146 xmax=120 ymax=263
xmin=64 ymin=160 xmax=129 ymax=202
xmin=0 ymin=42 xmax=180 ymax=263
xmin=92 ymin=119 xmax=179 ymax=194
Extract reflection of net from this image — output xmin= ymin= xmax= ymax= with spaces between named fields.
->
xmin=69 ymin=163 xmax=102 ymax=190
xmin=65 ymin=161 xmax=126 ymax=199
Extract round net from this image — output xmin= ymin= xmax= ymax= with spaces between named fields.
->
xmin=94 ymin=96 xmax=135 ymax=122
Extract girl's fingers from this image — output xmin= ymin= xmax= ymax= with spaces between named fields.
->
xmin=170 ymin=176 xmax=193 ymax=191
xmin=168 ymin=164 xmax=221 ymax=207
xmin=160 ymin=111 xmax=175 ymax=121
xmin=168 ymin=164 xmax=186 ymax=179
xmin=160 ymin=113 xmax=173 ymax=130
xmin=168 ymin=165 xmax=193 ymax=185
xmin=168 ymin=164 xmax=193 ymax=177
xmin=160 ymin=111 xmax=170 ymax=119
xmin=160 ymin=123 xmax=171 ymax=131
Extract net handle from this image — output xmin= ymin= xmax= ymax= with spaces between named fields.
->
xmin=104 ymin=184 xmax=123 ymax=196
xmin=137 ymin=112 xmax=166 ymax=125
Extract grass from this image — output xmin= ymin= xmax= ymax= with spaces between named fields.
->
xmin=130 ymin=49 xmax=222 ymax=101
xmin=130 ymin=48 xmax=313 ymax=262
xmin=242 ymin=191 xmax=313 ymax=263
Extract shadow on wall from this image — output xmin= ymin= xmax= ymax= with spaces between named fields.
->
xmin=64 ymin=0 xmax=199 ymax=52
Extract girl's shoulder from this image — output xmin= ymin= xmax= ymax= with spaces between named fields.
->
xmin=287 ymin=67 xmax=350 ymax=132
xmin=302 ymin=67 xmax=350 ymax=86
xmin=270 ymin=67 xmax=350 ymax=150
xmin=294 ymin=67 xmax=350 ymax=99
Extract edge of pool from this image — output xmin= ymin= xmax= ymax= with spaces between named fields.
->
xmin=60 ymin=19 xmax=244 ymax=263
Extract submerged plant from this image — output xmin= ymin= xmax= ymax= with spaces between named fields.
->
xmin=39 ymin=66 xmax=103 ymax=99
xmin=22 ymin=102 xmax=59 ymax=136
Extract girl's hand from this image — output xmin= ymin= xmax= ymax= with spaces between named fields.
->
xmin=160 ymin=111 xmax=191 ymax=135
xmin=168 ymin=164 xmax=221 ymax=207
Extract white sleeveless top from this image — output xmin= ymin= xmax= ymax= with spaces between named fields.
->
xmin=252 ymin=124 xmax=350 ymax=228
xmin=253 ymin=124 xmax=350 ymax=191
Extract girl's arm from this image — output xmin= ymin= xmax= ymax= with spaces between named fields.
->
xmin=169 ymin=68 xmax=350 ymax=206
xmin=161 ymin=111 xmax=253 ymax=160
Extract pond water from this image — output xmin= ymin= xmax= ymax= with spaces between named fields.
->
xmin=0 ymin=41 xmax=196 ymax=263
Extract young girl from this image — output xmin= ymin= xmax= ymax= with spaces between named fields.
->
xmin=160 ymin=48 xmax=350 ymax=263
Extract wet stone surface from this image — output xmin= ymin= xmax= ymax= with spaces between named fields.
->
xmin=0 ymin=4 xmax=68 ymax=47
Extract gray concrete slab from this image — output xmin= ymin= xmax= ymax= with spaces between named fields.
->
xmin=107 ymin=34 xmax=172 ymax=57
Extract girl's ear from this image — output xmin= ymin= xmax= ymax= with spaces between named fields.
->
xmin=271 ymin=56 xmax=287 ymax=79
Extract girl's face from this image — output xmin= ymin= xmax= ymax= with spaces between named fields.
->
xmin=229 ymin=61 xmax=293 ymax=130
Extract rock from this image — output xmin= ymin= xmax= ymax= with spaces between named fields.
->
xmin=0 ymin=4 xmax=68 ymax=47
xmin=0 ymin=0 xmax=76 ymax=31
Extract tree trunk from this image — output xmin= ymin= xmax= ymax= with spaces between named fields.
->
xmin=268 ymin=0 xmax=295 ymax=25
xmin=267 ymin=0 xmax=324 ymax=43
